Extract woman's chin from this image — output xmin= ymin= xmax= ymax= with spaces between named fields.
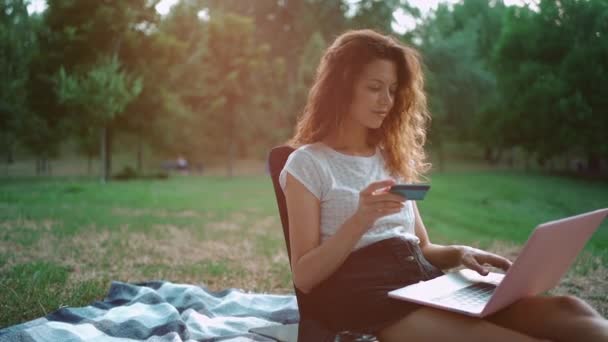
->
xmin=368 ymin=120 xmax=384 ymax=129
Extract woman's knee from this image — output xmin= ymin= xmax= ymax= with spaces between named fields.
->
xmin=378 ymin=308 xmax=456 ymax=341
xmin=379 ymin=307 xmax=541 ymax=342
xmin=551 ymin=295 xmax=599 ymax=317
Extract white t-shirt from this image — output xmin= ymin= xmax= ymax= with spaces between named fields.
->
xmin=279 ymin=142 xmax=420 ymax=250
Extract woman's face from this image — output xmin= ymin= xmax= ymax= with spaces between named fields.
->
xmin=348 ymin=58 xmax=398 ymax=130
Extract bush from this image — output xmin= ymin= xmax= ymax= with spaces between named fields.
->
xmin=112 ymin=166 xmax=168 ymax=181
xmin=113 ymin=166 xmax=138 ymax=180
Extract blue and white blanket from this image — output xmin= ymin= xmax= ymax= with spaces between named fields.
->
xmin=0 ymin=281 xmax=299 ymax=341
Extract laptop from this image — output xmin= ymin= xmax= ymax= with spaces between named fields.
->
xmin=249 ymin=323 xmax=298 ymax=342
xmin=388 ymin=208 xmax=608 ymax=317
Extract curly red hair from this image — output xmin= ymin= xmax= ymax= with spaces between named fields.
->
xmin=289 ymin=29 xmax=431 ymax=182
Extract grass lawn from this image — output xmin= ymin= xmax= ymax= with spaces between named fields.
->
xmin=1 ymin=170 xmax=607 ymax=328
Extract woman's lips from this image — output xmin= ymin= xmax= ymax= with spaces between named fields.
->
xmin=373 ymin=110 xmax=388 ymax=117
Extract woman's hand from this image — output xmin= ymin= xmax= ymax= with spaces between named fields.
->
xmin=352 ymin=179 xmax=405 ymax=230
xmin=458 ymin=246 xmax=512 ymax=276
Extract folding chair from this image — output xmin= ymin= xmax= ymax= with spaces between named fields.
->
xmin=265 ymin=145 xmax=378 ymax=342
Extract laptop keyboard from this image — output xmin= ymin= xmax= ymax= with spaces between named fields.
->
xmin=431 ymin=282 xmax=497 ymax=310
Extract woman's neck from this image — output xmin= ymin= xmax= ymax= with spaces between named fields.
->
xmin=323 ymin=119 xmax=373 ymax=155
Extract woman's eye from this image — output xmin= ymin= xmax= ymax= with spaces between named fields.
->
xmin=367 ymin=86 xmax=381 ymax=92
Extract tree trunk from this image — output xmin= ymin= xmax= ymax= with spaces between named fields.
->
xmin=507 ymin=148 xmax=514 ymax=168
xmin=484 ymin=147 xmax=501 ymax=165
xmin=106 ymin=126 xmax=112 ymax=180
xmin=588 ymin=153 xmax=600 ymax=173
xmin=7 ymin=142 xmax=14 ymax=164
xmin=484 ymin=147 xmax=492 ymax=163
xmin=437 ymin=140 xmax=445 ymax=173
xmin=431 ymin=133 xmax=445 ymax=173
xmin=136 ymin=127 xmax=143 ymax=174
xmin=496 ymin=149 xmax=503 ymax=166
xmin=87 ymin=155 xmax=92 ymax=175
xmin=100 ymin=126 xmax=112 ymax=182
xmin=227 ymin=129 xmax=235 ymax=179
xmin=36 ymin=155 xmax=50 ymax=175
xmin=226 ymin=101 xmax=236 ymax=178
xmin=35 ymin=157 xmax=50 ymax=175
xmin=100 ymin=127 xmax=106 ymax=182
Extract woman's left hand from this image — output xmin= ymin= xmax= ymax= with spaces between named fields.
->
xmin=458 ymin=246 xmax=512 ymax=276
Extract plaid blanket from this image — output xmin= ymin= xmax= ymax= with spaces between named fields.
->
xmin=0 ymin=281 xmax=299 ymax=341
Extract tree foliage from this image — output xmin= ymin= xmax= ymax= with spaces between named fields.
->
xmin=2 ymin=0 xmax=606 ymax=177
xmin=0 ymin=0 xmax=40 ymax=163
xmin=55 ymin=56 xmax=142 ymax=181
xmin=493 ymin=0 xmax=608 ymax=168
xmin=55 ymin=57 xmax=142 ymax=126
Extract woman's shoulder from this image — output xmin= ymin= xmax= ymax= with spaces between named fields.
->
xmin=292 ymin=142 xmax=327 ymax=159
xmin=285 ymin=143 xmax=333 ymax=172
xmin=280 ymin=143 xmax=330 ymax=194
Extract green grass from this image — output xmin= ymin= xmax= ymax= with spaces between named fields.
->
xmin=0 ymin=261 xmax=108 ymax=326
xmin=419 ymin=171 xmax=608 ymax=255
xmin=1 ymin=171 xmax=607 ymax=328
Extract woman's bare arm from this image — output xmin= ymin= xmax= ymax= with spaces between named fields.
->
xmin=413 ymin=202 xmax=511 ymax=274
xmin=413 ymin=201 xmax=463 ymax=269
xmin=285 ymin=174 xmax=404 ymax=293
xmin=284 ymin=173 xmax=368 ymax=293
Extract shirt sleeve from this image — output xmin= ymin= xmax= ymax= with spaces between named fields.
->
xmin=279 ymin=148 xmax=325 ymax=200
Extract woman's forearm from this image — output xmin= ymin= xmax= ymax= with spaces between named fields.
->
xmin=420 ymin=243 xmax=464 ymax=270
xmin=292 ymin=215 xmax=367 ymax=294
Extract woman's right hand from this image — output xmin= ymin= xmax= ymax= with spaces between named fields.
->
xmin=353 ymin=179 xmax=406 ymax=230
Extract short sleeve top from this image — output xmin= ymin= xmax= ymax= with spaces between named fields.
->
xmin=279 ymin=142 xmax=419 ymax=250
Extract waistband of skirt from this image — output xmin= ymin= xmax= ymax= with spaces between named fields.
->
xmin=350 ymin=236 xmax=421 ymax=258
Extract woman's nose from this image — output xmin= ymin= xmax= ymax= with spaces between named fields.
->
xmin=379 ymin=89 xmax=392 ymax=105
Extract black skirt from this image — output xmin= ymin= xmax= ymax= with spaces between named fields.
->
xmin=308 ymin=237 xmax=444 ymax=334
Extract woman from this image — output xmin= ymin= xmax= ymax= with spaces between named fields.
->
xmin=279 ymin=29 xmax=607 ymax=341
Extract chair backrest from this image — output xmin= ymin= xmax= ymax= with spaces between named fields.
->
xmin=268 ymin=145 xmax=323 ymax=320
xmin=268 ymin=145 xmax=296 ymax=261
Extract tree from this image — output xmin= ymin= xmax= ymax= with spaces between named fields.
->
xmin=55 ymin=56 xmax=142 ymax=182
xmin=348 ymin=0 xmax=420 ymax=37
xmin=116 ymin=2 xmax=197 ymax=173
xmin=24 ymin=0 xmax=157 ymax=178
xmin=493 ymin=0 xmax=608 ymax=171
xmin=416 ymin=1 xmax=501 ymax=170
xmin=289 ymin=31 xmax=326 ymax=131
xmin=203 ymin=12 xmax=276 ymax=177
xmin=202 ymin=0 xmax=348 ymax=126
xmin=0 ymin=0 xmax=39 ymax=167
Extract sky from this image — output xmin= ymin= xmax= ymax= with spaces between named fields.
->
xmin=27 ymin=0 xmax=533 ymax=34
